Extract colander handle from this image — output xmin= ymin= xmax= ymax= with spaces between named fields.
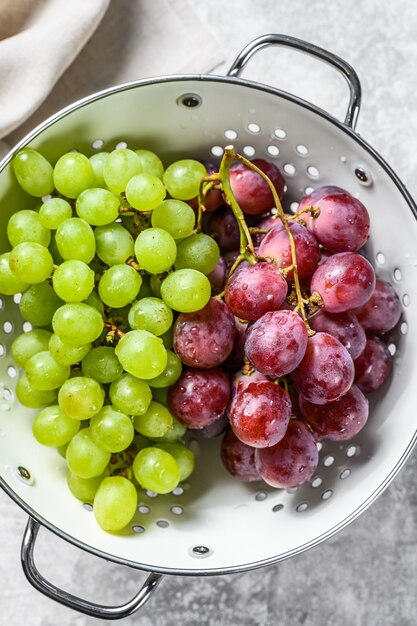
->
xmin=227 ymin=33 xmax=361 ymax=129
xmin=21 ymin=517 xmax=163 ymax=620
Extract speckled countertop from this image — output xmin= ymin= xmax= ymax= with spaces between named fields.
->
xmin=1 ymin=1 xmax=417 ymax=625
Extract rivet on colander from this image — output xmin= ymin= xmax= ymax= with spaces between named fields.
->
xmin=354 ymin=166 xmax=373 ymax=186
xmin=14 ymin=465 xmax=34 ymax=485
xmin=190 ymin=545 xmax=212 ymax=558
xmin=177 ymin=93 xmax=202 ymax=108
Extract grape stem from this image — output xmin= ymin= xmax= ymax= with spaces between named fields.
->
xmin=103 ymin=322 xmax=125 ymax=343
xmin=125 ymin=257 xmax=140 ymax=271
xmin=285 ymin=205 xmax=320 ymax=222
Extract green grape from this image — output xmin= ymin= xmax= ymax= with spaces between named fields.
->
xmin=89 ymin=152 xmax=109 ymax=188
xmin=163 ymin=159 xmax=207 ymax=200
xmin=11 ymin=329 xmax=52 ymax=367
xmin=52 ymin=260 xmax=95 ymax=302
xmin=48 ymin=232 xmax=65 ymax=264
xmin=133 ymin=447 xmax=179 ymax=494
xmin=12 ymin=149 xmax=54 ymax=197
xmin=81 ymin=346 xmax=123 ymax=383
xmin=66 ymin=429 xmax=110 ymax=478
xmin=38 ymin=198 xmax=73 ymax=230
xmin=32 ymin=405 xmax=80 ymax=447
xmin=98 ymin=264 xmax=142 ymax=308
xmin=148 ymin=350 xmax=182 ymax=388
xmin=125 ymin=173 xmax=166 ymax=211
xmin=135 ymin=149 xmax=164 ymax=179
xmin=151 ymin=386 xmax=168 ymax=405
xmin=133 ymin=433 xmax=152 ymax=451
xmin=0 ymin=253 xmax=29 ymax=295
xmin=90 ymin=405 xmax=134 ymax=453
xmin=150 ymin=274 xmax=162 ymax=297
xmin=94 ymin=223 xmax=134 ymax=266
xmin=26 ymin=350 xmax=70 ymax=390
xmin=109 ymin=373 xmax=152 ymax=416
xmin=102 ymin=148 xmax=142 ymax=194
xmin=76 ymin=188 xmax=120 ymax=226
xmin=151 ymin=415 xmax=187 ymax=443
xmin=19 ymin=282 xmax=63 ymax=326
xmin=16 ymin=373 xmax=57 ymax=408
xmin=9 ymin=242 xmax=53 ymax=283
xmin=134 ymin=228 xmax=176 ymax=274
xmin=49 ymin=333 xmax=91 ymax=366
xmin=53 ymin=152 xmax=95 ymax=198
xmin=52 ymin=303 xmax=103 ymax=345
xmin=115 ymin=330 xmax=167 ymax=379
xmin=128 ymin=297 xmax=173 ymax=336
xmin=83 ymin=290 xmax=104 ymax=314
xmin=160 ymin=326 xmax=173 ymax=349
xmin=58 ymin=376 xmax=104 ymax=420
xmin=133 ymin=401 xmax=173 ymax=438
xmin=151 ymin=199 xmax=195 ymax=240
xmin=175 ymin=233 xmax=220 ymax=274
xmin=7 ymin=209 xmax=51 ymax=247
xmin=154 ymin=442 xmax=194 ymax=481
xmin=67 ymin=470 xmax=108 ymax=502
xmin=93 ymin=476 xmax=137 ymax=532
xmin=55 ymin=218 xmax=96 ymax=263
xmin=160 ymin=269 xmax=211 ymax=312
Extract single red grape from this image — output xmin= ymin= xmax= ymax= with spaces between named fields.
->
xmin=309 ymin=310 xmax=366 ymax=359
xmin=354 ymin=337 xmax=392 ymax=393
xmin=222 ymin=318 xmax=247 ymax=372
xmin=191 ymin=412 xmax=229 ymax=438
xmin=229 ymin=159 xmax=285 ymax=215
xmin=298 ymin=185 xmax=346 ymax=212
xmin=252 ymin=214 xmax=279 ymax=246
xmin=355 ymin=279 xmax=402 ymax=335
xmin=220 ymin=429 xmax=260 ymax=482
xmin=207 ymin=207 xmax=240 ymax=251
xmin=200 ymin=162 xmax=224 ymax=212
xmin=207 ymin=255 xmax=227 ymax=294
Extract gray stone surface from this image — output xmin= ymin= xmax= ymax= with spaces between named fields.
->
xmin=2 ymin=1 xmax=417 ymax=624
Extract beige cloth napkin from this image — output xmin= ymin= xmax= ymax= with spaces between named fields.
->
xmin=0 ymin=0 xmax=224 ymax=157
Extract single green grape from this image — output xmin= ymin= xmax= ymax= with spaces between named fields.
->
xmin=163 ymin=159 xmax=207 ymax=200
xmin=160 ymin=268 xmax=211 ymax=312
xmin=175 ymin=233 xmax=220 ymax=275
xmin=7 ymin=209 xmax=51 ymax=247
xmin=102 ymin=148 xmax=142 ymax=194
xmin=94 ymin=223 xmax=134 ymax=266
xmin=132 ymin=447 xmax=179 ymax=494
xmin=81 ymin=346 xmax=123 ymax=384
xmin=148 ymin=350 xmax=182 ymax=388
xmin=52 ymin=259 xmax=95 ymax=303
xmin=150 ymin=274 xmax=162 ymax=297
xmin=67 ymin=469 xmax=108 ymax=502
xmin=133 ymin=401 xmax=173 ymax=438
xmin=136 ymin=276 xmax=153 ymax=299
xmin=12 ymin=149 xmax=54 ymax=197
xmin=25 ymin=350 xmax=70 ymax=391
xmin=0 ymin=253 xmax=29 ymax=295
xmin=55 ymin=218 xmax=96 ymax=263
xmin=66 ymin=429 xmax=110 ymax=478
xmin=58 ymin=376 xmax=104 ymax=420
xmin=128 ymin=297 xmax=173 ymax=336
xmin=93 ymin=476 xmax=137 ymax=532
xmin=19 ymin=282 xmax=63 ymax=326
xmin=49 ymin=333 xmax=91 ymax=366
xmin=154 ymin=442 xmax=194 ymax=481
xmin=150 ymin=415 xmax=187 ymax=443
xmin=125 ymin=173 xmax=166 ymax=211
xmin=98 ymin=264 xmax=142 ymax=308
xmin=39 ymin=198 xmax=73 ymax=230
xmin=32 ymin=405 xmax=80 ymax=447
xmin=11 ymin=329 xmax=52 ymax=367
xmin=151 ymin=199 xmax=195 ymax=240
xmin=90 ymin=405 xmax=134 ymax=453
xmin=16 ymin=373 xmax=57 ymax=408
xmin=134 ymin=228 xmax=176 ymax=274
xmin=89 ymin=152 xmax=109 ymax=188
xmin=53 ymin=152 xmax=95 ymax=198
xmin=115 ymin=330 xmax=167 ymax=379
xmin=48 ymin=232 xmax=65 ymax=264
xmin=83 ymin=290 xmax=104 ymax=315
xmin=9 ymin=241 xmax=53 ymax=283
xmin=76 ymin=188 xmax=120 ymax=226
xmin=109 ymin=373 xmax=152 ymax=416
xmin=52 ymin=303 xmax=103 ymax=346
xmin=135 ymin=149 xmax=164 ymax=179
xmin=151 ymin=386 xmax=169 ymax=406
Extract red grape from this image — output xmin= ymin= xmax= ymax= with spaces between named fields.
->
xmin=207 ymin=255 xmax=227 ymax=293
xmin=292 ymin=332 xmax=354 ymax=404
xmin=191 ymin=412 xmax=229 ymax=438
xmin=222 ymin=318 xmax=247 ymax=372
xmin=310 ymin=252 xmax=376 ymax=313
xmin=252 ymin=214 xmax=279 ymax=246
xmin=207 ymin=207 xmax=240 ymax=251
xmin=229 ymin=159 xmax=285 ymax=215
xmin=224 ymin=262 xmax=287 ymax=321
xmin=355 ymin=279 xmax=402 ymax=335
xmin=173 ymin=297 xmax=235 ymax=368
xmin=309 ymin=310 xmax=366 ymax=359
xmin=220 ymin=429 xmax=260 ymax=482
xmin=229 ymin=379 xmax=291 ymax=447
xmin=354 ymin=337 xmax=392 ymax=393
xmin=299 ymin=385 xmax=369 ymax=441
xmin=200 ymin=162 xmax=224 ymax=212
xmin=298 ymin=185 xmax=346 ymax=212
xmin=255 ymin=420 xmax=319 ymax=488
xmin=245 ymin=310 xmax=308 ymax=377
xmin=168 ymin=367 xmax=230 ymax=429
xmin=258 ymin=221 xmax=320 ymax=280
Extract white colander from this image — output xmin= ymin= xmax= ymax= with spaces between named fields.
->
xmin=0 ymin=34 xmax=416 ymax=620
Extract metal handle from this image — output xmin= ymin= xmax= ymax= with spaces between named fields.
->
xmin=21 ymin=517 xmax=163 ymax=620
xmin=227 ymin=33 xmax=361 ymax=129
